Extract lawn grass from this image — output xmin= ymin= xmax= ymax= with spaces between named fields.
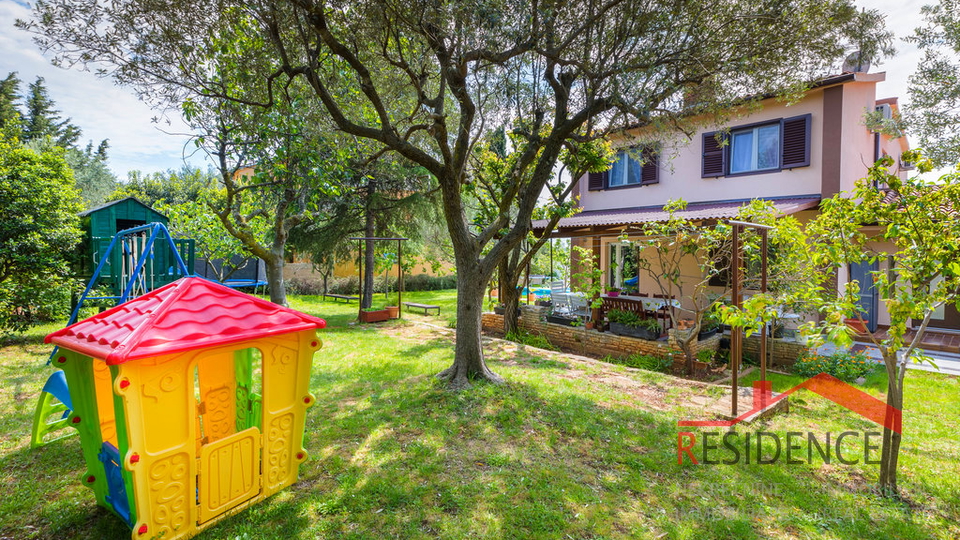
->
xmin=1 ymin=289 xmax=958 ymax=539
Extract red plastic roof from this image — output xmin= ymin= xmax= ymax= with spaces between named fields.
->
xmin=46 ymin=277 xmax=326 ymax=364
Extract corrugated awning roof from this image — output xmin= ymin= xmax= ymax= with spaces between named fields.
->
xmin=533 ymin=196 xmax=821 ymax=236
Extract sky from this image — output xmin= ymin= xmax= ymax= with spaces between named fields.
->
xmin=0 ymin=0 xmax=942 ymax=180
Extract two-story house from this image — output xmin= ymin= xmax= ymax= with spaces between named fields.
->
xmin=536 ymin=70 xmax=946 ymax=335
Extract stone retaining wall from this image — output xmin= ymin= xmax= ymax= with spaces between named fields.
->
xmin=743 ymin=334 xmax=808 ymax=367
xmin=481 ymin=305 xmax=721 ymax=363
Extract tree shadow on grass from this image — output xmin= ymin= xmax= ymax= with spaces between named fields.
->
xmin=255 ymin=365 xmax=944 ymax=540
xmin=399 ymin=339 xmax=452 ymax=360
xmin=3 ymin=331 xmax=952 ymax=540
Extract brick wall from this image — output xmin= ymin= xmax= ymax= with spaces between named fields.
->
xmin=481 ymin=305 xmax=720 ymax=363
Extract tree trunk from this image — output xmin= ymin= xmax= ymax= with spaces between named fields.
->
xmin=437 ymin=267 xmax=504 ymax=390
xmin=361 ymin=204 xmax=376 ymax=309
xmin=500 ymin=259 xmax=522 ymax=337
xmin=264 ymin=255 xmax=287 ymax=306
xmin=878 ymin=356 xmax=904 ymax=496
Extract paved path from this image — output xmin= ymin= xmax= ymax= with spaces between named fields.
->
xmin=815 ymin=342 xmax=960 ymax=377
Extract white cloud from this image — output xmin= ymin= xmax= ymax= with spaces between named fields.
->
xmin=0 ymin=0 xmax=206 ymax=177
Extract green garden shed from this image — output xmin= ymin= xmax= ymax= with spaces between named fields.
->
xmin=76 ymin=197 xmax=195 ymax=295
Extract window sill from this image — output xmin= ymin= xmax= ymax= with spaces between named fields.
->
xmin=601 ymin=182 xmax=658 ymax=191
xmin=720 ymin=167 xmax=798 ymax=179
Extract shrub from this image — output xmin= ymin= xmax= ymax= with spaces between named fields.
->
xmin=607 ymin=309 xmax=660 ymax=330
xmin=620 ymin=353 xmax=673 ymax=373
xmin=505 ymin=329 xmax=558 ymax=351
xmin=287 ymin=273 xmax=456 ymax=296
xmin=695 ymin=349 xmax=715 ymax=364
xmin=793 ymin=349 xmax=878 ymax=382
xmin=0 ymin=276 xmax=74 ymax=334
xmin=405 ymin=273 xmax=457 ymax=291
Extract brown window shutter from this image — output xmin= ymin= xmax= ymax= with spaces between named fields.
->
xmin=781 ymin=114 xmax=811 ymax=168
xmin=588 ymin=171 xmax=607 ymax=191
xmin=641 ymin=148 xmax=659 ymax=185
xmin=702 ymin=132 xmax=726 ymax=177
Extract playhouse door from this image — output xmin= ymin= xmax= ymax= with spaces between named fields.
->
xmin=198 ymin=426 xmax=262 ymax=523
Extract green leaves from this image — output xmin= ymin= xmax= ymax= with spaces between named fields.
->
xmin=0 ymin=135 xmax=82 ymax=332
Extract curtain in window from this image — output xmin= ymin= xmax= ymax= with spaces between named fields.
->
xmin=609 ymin=153 xmax=626 ymax=186
xmin=731 ymin=131 xmax=754 ymax=173
xmin=628 ymin=153 xmax=643 ymax=185
xmin=757 ymin=124 xmax=780 ymax=170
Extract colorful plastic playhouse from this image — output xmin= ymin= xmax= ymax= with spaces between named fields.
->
xmin=45 ymin=277 xmax=326 ymax=540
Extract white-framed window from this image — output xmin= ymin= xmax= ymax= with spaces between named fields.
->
xmin=607 ymin=150 xmax=643 ymax=187
xmin=729 ymin=123 xmax=780 ymax=174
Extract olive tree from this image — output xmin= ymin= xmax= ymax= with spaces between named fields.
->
xmin=22 ymin=0 xmax=891 ymax=388
xmin=906 ymin=0 xmax=960 ymax=167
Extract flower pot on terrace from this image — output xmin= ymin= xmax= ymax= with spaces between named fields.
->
xmin=606 ymin=291 xmax=620 ymax=297
xmin=547 ymin=314 xmax=578 ymax=327
xmin=697 ymin=327 xmax=719 ymax=341
xmin=609 ymin=322 xmax=660 ymax=340
xmin=843 ymin=318 xmax=869 ymax=334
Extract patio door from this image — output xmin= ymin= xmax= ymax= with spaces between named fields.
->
xmin=929 ymin=275 xmax=960 ymax=330
xmin=849 ymin=260 xmax=878 ymax=333
xmin=608 ymin=242 xmax=639 ymax=292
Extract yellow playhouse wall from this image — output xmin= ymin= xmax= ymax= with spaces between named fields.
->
xmin=112 ymin=329 xmax=319 ymax=540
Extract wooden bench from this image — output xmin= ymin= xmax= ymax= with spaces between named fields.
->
xmin=323 ymin=293 xmax=359 ymax=303
xmin=403 ymin=302 xmax=440 ymax=316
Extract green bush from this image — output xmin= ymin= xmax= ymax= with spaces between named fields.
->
xmin=287 ymin=273 xmax=456 ymax=296
xmin=505 ymin=329 xmax=558 ymax=351
xmin=609 ymin=353 xmax=673 ymax=373
xmin=0 ymin=274 xmax=77 ymax=335
xmin=695 ymin=349 xmax=715 ymax=364
xmin=793 ymin=349 xmax=878 ymax=382
xmin=607 ymin=309 xmax=660 ymax=330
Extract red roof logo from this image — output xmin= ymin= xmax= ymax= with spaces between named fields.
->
xmin=678 ymin=374 xmax=901 ymax=433
xmin=46 ymin=277 xmax=326 ymax=364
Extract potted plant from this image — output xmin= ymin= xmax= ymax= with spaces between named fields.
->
xmin=606 ymin=287 xmax=621 ymax=297
xmin=493 ymin=303 xmax=505 ymax=315
xmin=694 ymin=349 xmax=714 ymax=373
xmin=607 ymin=309 xmax=662 ymax=340
xmin=843 ymin=317 xmax=869 ymax=335
xmin=360 ymin=308 xmax=391 ymax=323
xmin=546 ymin=309 xmax=579 ymax=326
xmin=386 ymin=305 xmax=400 ymax=319
xmin=697 ymin=311 xmax=721 ymax=340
